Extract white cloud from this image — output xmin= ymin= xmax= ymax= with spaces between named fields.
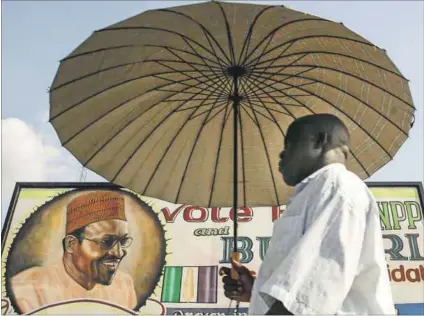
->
xmin=1 ymin=118 xmax=106 ymax=224
xmin=2 ymin=118 xmax=58 ymax=204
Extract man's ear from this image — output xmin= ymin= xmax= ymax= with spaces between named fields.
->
xmin=316 ymin=131 xmax=329 ymax=149
xmin=64 ymin=235 xmax=78 ymax=254
xmin=340 ymin=145 xmax=349 ymax=160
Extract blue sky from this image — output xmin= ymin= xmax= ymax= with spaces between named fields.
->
xmin=1 ymin=1 xmax=423 ymax=221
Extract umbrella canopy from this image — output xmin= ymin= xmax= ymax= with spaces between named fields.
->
xmin=49 ymin=1 xmax=415 ymax=208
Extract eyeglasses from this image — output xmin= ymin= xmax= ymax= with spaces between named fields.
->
xmin=83 ymin=236 xmax=133 ymax=250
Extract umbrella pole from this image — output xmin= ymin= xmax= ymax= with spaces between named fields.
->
xmin=232 ymin=74 xmax=241 ymax=314
xmin=230 ymin=73 xmax=240 ymax=267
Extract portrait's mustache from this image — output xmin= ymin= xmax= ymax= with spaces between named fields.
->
xmin=98 ymin=253 xmax=125 ymax=263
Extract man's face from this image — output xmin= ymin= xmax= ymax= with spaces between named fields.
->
xmin=278 ymin=128 xmax=321 ymax=186
xmin=72 ymin=219 xmax=130 ymax=286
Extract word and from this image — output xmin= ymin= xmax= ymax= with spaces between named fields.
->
xmin=194 ymin=226 xmax=230 ymax=236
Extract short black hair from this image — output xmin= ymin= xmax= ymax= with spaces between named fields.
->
xmin=62 ymin=226 xmax=85 ymax=252
xmin=286 ymin=114 xmax=350 ymax=149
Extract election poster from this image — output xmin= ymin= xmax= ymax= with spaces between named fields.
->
xmin=1 ymin=182 xmax=423 ymax=315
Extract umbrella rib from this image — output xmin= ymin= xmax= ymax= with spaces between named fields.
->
xmin=162 ymin=46 xmax=230 ymax=95
xmin=208 ymin=103 xmax=231 ymax=207
xmin=251 ymin=80 xmax=316 ymax=99
xmin=257 ymin=65 xmax=414 ymax=109
xmin=245 ymin=41 xmax=295 ymax=75
xmin=193 ymin=34 xmax=229 ymax=75
xmin=157 ymin=89 xmax=224 ymax=98
xmin=241 ymin=101 xmax=281 ymax=124
xmin=239 ymin=74 xmax=291 ymax=120
xmin=239 ymin=83 xmax=275 ymax=126
xmin=49 ymin=65 xmax=221 ymax=122
xmin=237 ymin=6 xmax=274 ymax=65
xmin=59 ymin=76 xmax=222 ymax=148
xmin=153 ymin=67 xmax=230 ymax=102
xmin=239 ymin=103 xmax=260 ymax=128
xmin=241 ymin=18 xmax=335 ymax=65
xmin=252 ymin=50 xmax=408 ymax=80
xmin=142 ymin=90 xmax=222 ymax=195
xmin=243 ymin=92 xmax=290 ymax=117
xmin=244 ymin=33 xmax=278 ymax=75
xmin=80 ymin=81 xmax=210 ymax=166
xmin=243 ymin=48 xmax=306 ymax=97
xmin=248 ymin=71 xmax=395 ymax=162
xmin=253 ymin=70 xmax=412 ymax=134
xmin=242 ymin=98 xmax=281 ymax=206
xmin=174 ymin=98 xmax=230 ymax=204
xmin=96 ymin=26 xmax=227 ymax=67
xmin=179 ymin=38 xmax=232 ymax=95
xmin=110 ymin=88 xmax=214 ymax=183
xmin=242 ymin=75 xmax=297 ymax=119
xmin=244 ymin=30 xmax=375 ymax=66
xmin=189 ymin=101 xmax=228 ymax=122
xmin=151 ymin=58 xmax=222 ymax=71
xmin=246 ymin=73 xmax=370 ymax=177
xmin=152 ymin=66 xmax=230 ymax=98
xmin=163 ymin=98 xmax=227 ymax=103
xmin=145 ymin=44 xmax=223 ymax=68
xmin=204 ymin=104 xmax=227 ymax=125
xmin=248 ymin=66 xmax=317 ymax=100
xmin=158 ymin=9 xmax=233 ymax=65
xmin=215 ymin=1 xmax=236 ymax=66
xmin=174 ymin=99 xmax=228 ymax=112
xmin=53 ymin=48 xmax=222 ymax=92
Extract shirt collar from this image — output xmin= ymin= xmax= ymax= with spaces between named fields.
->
xmin=292 ymin=163 xmax=346 ymax=195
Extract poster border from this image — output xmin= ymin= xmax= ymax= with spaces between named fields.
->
xmin=2 ymin=181 xmax=424 ymax=255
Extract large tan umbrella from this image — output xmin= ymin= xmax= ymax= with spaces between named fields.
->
xmin=49 ymin=0 xmax=415 ymax=253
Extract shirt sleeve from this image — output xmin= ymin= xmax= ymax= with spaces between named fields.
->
xmin=259 ymin=186 xmax=367 ymax=314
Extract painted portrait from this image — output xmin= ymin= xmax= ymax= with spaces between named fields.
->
xmin=3 ymin=188 xmax=166 ymax=314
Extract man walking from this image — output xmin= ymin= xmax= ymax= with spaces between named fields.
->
xmin=220 ymin=114 xmax=395 ymax=314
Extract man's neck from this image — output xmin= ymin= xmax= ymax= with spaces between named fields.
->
xmin=63 ymin=255 xmax=96 ymax=290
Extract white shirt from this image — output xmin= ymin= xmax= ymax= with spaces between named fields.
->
xmin=249 ymin=163 xmax=396 ymax=315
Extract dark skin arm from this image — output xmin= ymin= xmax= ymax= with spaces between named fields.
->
xmin=220 ymin=259 xmax=293 ymax=315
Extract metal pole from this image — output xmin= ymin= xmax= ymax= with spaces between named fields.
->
xmin=233 ymin=75 xmax=240 ymax=314
xmin=233 ymin=75 xmax=239 ymax=254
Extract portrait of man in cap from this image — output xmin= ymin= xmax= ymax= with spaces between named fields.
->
xmin=9 ymin=191 xmax=138 ymax=313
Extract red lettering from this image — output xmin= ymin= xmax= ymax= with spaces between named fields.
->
xmin=211 ymin=207 xmax=229 ymax=223
xmin=183 ymin=206 xmax=208 ymax=222
xmin=161 ymin=205 xmax=186 ymax=223
xmin=406 ymin=268 xmax=421 ymax=282
xmin=229 ymin=207 xmax=253 ymax=222
xmin=272 ymin=206 xmax=285 ymax=222
xmin=392 ymin=265 xmax=405 ymax=282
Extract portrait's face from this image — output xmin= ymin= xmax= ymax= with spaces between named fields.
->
xmin=71 ymin=219 xmax=132 ymax=285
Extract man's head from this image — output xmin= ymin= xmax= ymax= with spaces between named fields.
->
xmin=278 ymin=114 xmax=350 ymax=186
xmin=63 ymin=191 xmax=132 ymax=287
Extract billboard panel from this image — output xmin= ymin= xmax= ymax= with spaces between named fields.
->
xmin=1 ymin=182 xmax=423 ymax=315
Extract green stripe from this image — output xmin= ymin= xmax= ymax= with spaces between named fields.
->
xmin=370 ymin=187 xmax=419 ymax=200
xmin=162 ymin=267 xmax=182 ymax=302
xmin=19 ymin=189 xmax=71 ymax=199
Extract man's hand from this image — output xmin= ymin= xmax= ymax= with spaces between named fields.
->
xmin=219 ymin=258 xmax=256 ymax=302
